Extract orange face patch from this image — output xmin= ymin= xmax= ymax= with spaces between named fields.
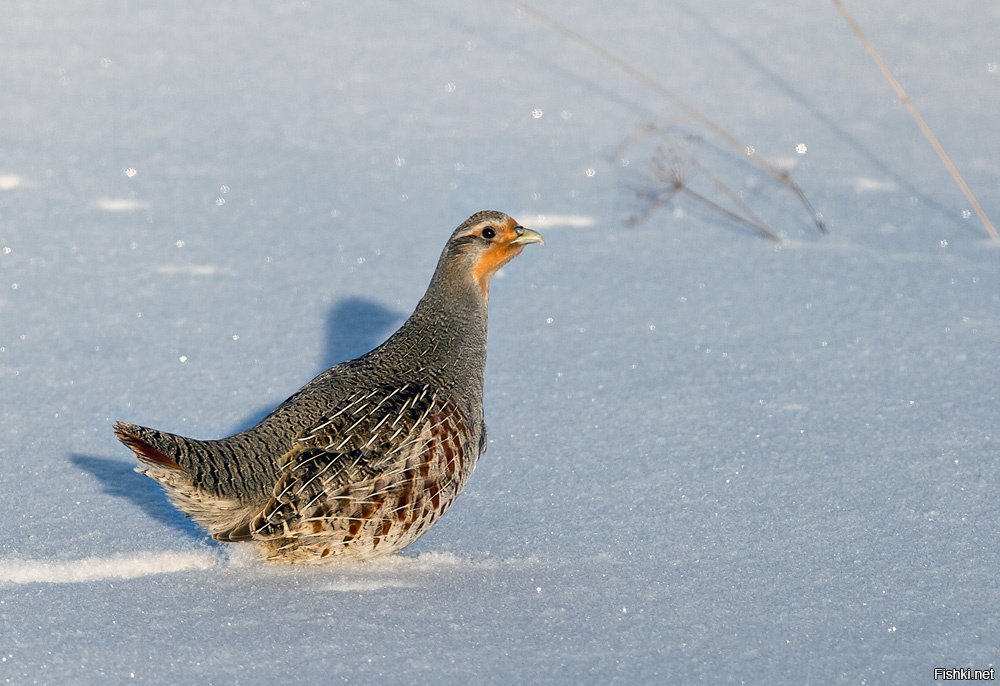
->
xmin=469 ymin=216 xmax=526 ymax=292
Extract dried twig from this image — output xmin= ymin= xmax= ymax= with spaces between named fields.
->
xmin=685 ymin=155 xmax=778 ymax=241
xmin=624 ymin=131 xmax=784 ymax=240
xmin=832 ymin=0 xmax=998 ymax=240
xmin=630 ymin=142 xmax=782 ymax=241
xmin=514 ymin=1 xmax=827 ymax=236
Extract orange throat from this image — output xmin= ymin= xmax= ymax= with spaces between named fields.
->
xmin=471 ymin=244 xmax=524 ymax=295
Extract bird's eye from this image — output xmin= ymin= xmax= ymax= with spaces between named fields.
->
xmin=481 ymin=227 xmax=496 ymax=239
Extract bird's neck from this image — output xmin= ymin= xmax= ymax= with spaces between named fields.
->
xmin=380 ymin=265 xmax=489 ymax=396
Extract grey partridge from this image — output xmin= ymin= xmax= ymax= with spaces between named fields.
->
xmin=114 ymin=211 xmax=543 ymax=563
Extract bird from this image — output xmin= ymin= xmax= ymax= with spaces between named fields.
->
xmin=114 ymin=210 xmax=543 ymax=563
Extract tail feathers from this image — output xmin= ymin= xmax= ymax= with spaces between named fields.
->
xmin=113 ymin=420 xmax=260 ymax=539
xmin=113 ymin=421 xmax=183 ymax=470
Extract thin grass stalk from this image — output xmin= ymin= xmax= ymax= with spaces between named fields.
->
xmin=832 ymin=0 xmax=998 ymax=240
xmin=514 ymin=1 xmax=827 ymax=235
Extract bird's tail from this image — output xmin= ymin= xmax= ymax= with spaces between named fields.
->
xmin=113 ymin=421 xmax=182 ymax=470
xmin=112 ymin=421 xmax=259 ymax=538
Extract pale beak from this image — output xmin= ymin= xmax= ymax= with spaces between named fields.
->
xmin=511 ymin=226 xmax=545 ymax=246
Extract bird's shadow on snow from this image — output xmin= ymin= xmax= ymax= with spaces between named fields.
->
xmin=69 ymin=453 xmax=207 ymax=541
xmin=317 ymin=296 xmax=404 ymax=371
xmin=230 ymin=295 xmax=405 ymax=433
xmin=75 ymin=297 xmax=405 ymax=537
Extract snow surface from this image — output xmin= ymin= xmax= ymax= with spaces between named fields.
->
xmin=1 ymin=1 xmax=998 ymax=683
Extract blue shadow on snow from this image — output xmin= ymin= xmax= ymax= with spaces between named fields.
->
xmin=81 ymin=296 xmax=405 ymax=536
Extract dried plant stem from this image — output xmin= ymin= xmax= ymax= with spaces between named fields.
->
xmin=629 ymin=186 xmax=683 ymax=227
xmin=682 ymin=185 xmax=781 ymax=242
xmin=832 ymin=0 xmax=998 ymax=240
xmin=685 ymin=155 xmax=776 ymax=239
xmin=615 ymin=124 xmax=781 ymax=239
xmin=633 ymin=142 xmax=781 ymax=240
xmin=514 ymin=1 xmax=827 ymax=235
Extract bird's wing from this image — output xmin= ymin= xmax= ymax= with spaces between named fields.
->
xmin=244 ymin=382 xmax=443 ymax=539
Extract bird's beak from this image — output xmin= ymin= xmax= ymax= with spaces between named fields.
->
xmin=511 ymin=226 xmax=545 ymax=246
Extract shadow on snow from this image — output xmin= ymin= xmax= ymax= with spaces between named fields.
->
xmin=80 ymin=295 xmax=404 ymax=537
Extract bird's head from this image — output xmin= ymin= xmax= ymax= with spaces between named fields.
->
xmin=444 ymin=210 xmax=544 ymax=295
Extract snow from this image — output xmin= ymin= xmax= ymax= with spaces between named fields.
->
xmin=1 ymin=1 xmax=998 ymax=683
xmin=0 ymin=552 xmax=218 ymax=586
